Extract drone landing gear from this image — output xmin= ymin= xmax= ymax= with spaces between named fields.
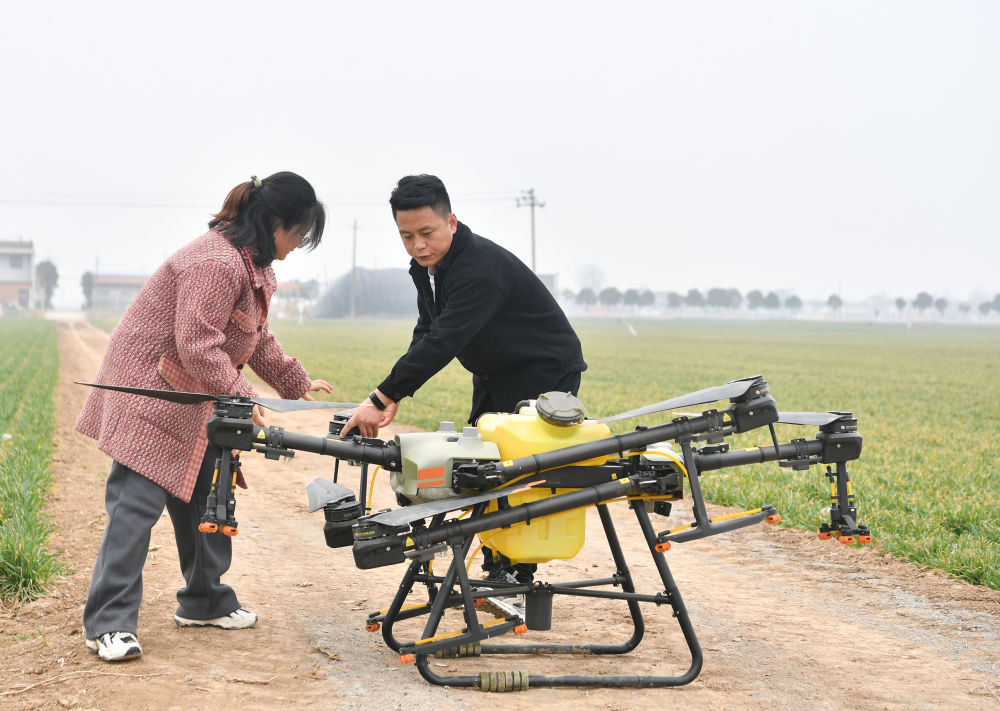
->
xmin=200 ymin=449 xmax=240 ymax=536
xmin=364 ymin=502 xmax=702 ymax=691
xmin=819 ymin=462 xmax=873 ymax=545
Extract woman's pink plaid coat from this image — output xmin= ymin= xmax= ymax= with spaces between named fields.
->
xmin=75 ymin=230 xmax=313 ymax=502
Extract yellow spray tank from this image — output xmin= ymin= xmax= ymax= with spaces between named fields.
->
xmin=475 ymin=392 xmax=612 ymax=564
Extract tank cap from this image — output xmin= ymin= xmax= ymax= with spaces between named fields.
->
xmin=462 ymin=426 xmax=480 ymax=439
xmin=438 ymin=421 xmax=455 ymax=432
xmin=535 ymin=391 xmax=586 ymax=426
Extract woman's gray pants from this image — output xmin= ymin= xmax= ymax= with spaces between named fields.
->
xmin=84 ymin=444 xmax=240 ymax=639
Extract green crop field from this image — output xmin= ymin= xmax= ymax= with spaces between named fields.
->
xmin=268 ymin=318 xmax=1000 ymax=590
xmin=0 ymin=319 xmax=62 ymax=602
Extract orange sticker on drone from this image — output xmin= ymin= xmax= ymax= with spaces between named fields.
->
xmin=417 ymin=466 xmax=446 ymax=488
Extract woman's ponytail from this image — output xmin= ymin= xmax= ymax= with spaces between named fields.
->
xmin=210 ymin=180 xmax=256 ymax=225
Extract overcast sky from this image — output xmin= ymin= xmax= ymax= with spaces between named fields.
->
xmin=2 ymin=1 xmax=997 ymax=309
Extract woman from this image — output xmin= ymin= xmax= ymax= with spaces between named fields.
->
xmin=76 ymin=171 xmax=332 ymax=662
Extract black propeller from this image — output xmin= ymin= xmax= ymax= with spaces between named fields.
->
xmin=76 ymin=382 xmax=358 ymax=413
xmin=777 ymin=411 xmax=853 ymax=427
xmin=598 ymin=375 xmax=766 ymax=424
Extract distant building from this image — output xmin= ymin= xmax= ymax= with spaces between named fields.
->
xmin=537 ymin=273 xmax=559 ymax=297
xmin=0 ymin=239 xmax=35 ymax=311
xmin=271 ymin=282 xmax=302 ymax=319
xmin=91 ymin=274 xmax=148 ymax=312
xmin=313 ymin=267 xmax=416 ymax=318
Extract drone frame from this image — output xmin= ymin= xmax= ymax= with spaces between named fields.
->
xmin=78 ymin=377 xmax=869 ymax=691
xmin=213 ymin=376 xmax=867 ymax=691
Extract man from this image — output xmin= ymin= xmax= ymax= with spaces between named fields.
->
xmin=343 ymin=174 xmax=586 ymax=585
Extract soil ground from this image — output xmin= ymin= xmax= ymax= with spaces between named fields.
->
xmin=2 ymin=316 xmax=999 ymax=710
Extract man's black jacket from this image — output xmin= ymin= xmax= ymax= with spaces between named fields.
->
xmin=377 ymin=222 xmax=586 ymax=417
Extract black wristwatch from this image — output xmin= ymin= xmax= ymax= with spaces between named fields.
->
xmin=369 ymin=391 xmax=387 ymax=410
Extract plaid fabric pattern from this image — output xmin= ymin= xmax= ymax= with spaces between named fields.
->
xmin=75 ymin=230 xmax=312 ymax=501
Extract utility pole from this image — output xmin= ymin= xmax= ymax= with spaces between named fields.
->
xmin=517 ymin=188 xmax=545 ymax=273
xmin=350 ymin=219 xmax=358 ymax=319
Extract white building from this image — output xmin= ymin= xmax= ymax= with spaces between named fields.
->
xmin=91 ymin=274 xmax=148 ymax=312
xmin=0 ymin=239 xmax=35 ymax=312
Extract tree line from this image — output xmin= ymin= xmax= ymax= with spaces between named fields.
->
xmin=893 ymin=291 xmax=1000 ymax=316
xmin=564 ymin=286 xmax=1000 ymax=316
xmin=564 ymin=287 xmax=804 ymax=310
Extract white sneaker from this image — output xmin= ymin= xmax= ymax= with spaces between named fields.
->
xmin=174 ymin=607 xmax=258 ymax=629
xmin=85 ymin=632 xmax=142 ymax=661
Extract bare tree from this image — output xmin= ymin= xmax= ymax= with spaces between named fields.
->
xmin=706 ymin=288 xmax=729 ymax=310
xmin=36 ymin=260 xmax=59 ymax=309
xmin=598 ymin=287 xmax=622 ymax=307
xmin=81 ymin=271 xmax=94 ymax=309
xmin=912 ymin=292 xmax=933 ymax=312
xmin=685 ymin=288 xmax=705 ymax=308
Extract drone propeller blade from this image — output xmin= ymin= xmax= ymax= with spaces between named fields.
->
xmin=599 ymin=375 xmax=765 ymax=424
xmin=251 ymin=397 xmax=359 ymax=413
xmin=78 ymin=382 xmax=359 ymax=413
xmin=76 ymin=381 xmax=218 ymax=405
xmin=777 ymin=411 xmax=851 ymax=426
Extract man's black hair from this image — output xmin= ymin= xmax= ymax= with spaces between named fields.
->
xmin=389 ymin=174 xmax=452 ymax=219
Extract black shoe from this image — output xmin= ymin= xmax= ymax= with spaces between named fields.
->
xmin=483 ymin=567 xmax=533 ymax=586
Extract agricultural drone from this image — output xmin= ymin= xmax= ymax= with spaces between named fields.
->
xmin=81 ymin=375 xmax=871 ymax=692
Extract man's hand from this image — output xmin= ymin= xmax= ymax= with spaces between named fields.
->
xmin=341 ymin=389 xmax=399 ymax=438
xmin=301 ymin=379 xmax=333 ymax=400
xmin=251 ymin=404 xmax=267 ymax=428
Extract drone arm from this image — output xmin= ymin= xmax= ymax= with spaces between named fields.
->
xmin=695 ymin=427 xmax=862 ymax=472
xmin=481 ymin=398 xmax=777 ymax=484
xmin=479 ymin=417 xmax=705 ymax=482
xmin=354 ymin=475 xmax=638 ymax=569
xmin=258 ymin=429 xmax=402 ymax=471
xmin=695 ymin=439 xmax=825 ymax=471
xmin=205 ymin=416 xmax=402 ymax=470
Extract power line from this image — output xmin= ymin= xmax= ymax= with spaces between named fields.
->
xmin=0 ymin=190 xmax=521 ymax=209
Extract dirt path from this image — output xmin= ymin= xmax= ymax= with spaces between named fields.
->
xmin=2 ymin=317 xmax=999 ymax=710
